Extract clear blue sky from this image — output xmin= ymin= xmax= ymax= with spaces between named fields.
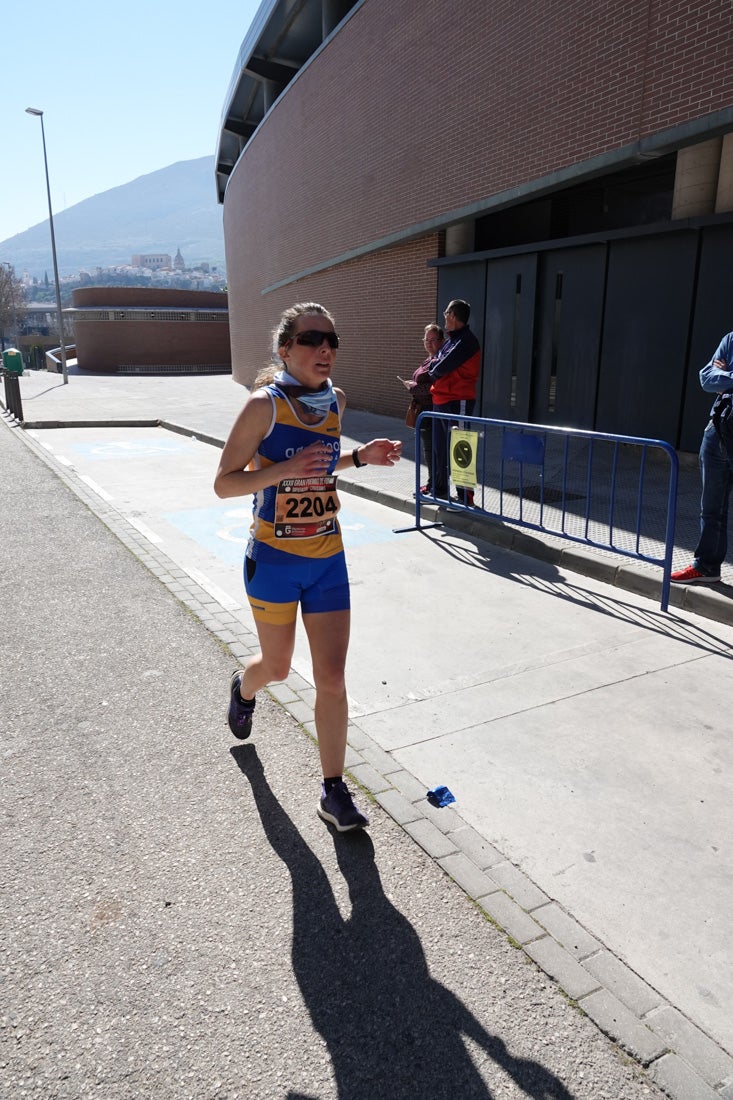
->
xmin=0 ymin=0 xmax=262 ymax=244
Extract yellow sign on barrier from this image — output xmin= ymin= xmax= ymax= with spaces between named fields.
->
xmin=450 ymin=428 xmax=478 ymax=487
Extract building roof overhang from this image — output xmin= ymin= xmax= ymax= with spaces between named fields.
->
xmin=214 ymin=0 xmax=360 ymax=204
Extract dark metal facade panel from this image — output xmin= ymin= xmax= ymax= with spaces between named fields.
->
xmin=435 ymin=220 xmax=733 ymax=450
xmin=681 ymin=222 xmax=733 ymax=452
xmin=595 ymin=232 xmax=698 ymax=442
xmin=531 ymin=245 xmax=606 ymax=430
xmin=477 ymin=254 xmax=538 ymax=423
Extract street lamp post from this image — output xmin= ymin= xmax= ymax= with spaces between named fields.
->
xmin=25 ymin=107 xmax=68 ymax=384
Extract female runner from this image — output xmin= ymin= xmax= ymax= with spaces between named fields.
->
xmin=214 ymin=302 xmax=402 ymax=831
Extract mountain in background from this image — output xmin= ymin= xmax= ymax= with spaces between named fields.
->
xmin=0 ymin=157 xmax=225 ymax=279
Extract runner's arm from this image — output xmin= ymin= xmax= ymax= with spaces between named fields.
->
xmin=335 ymin=438 xmax=403 ymax=471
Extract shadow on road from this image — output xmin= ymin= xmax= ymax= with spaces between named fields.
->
xmin=424 ymin=527 xmax=733 ymax=659
xmin=231 ymin=743 xmax=574 ymax=1100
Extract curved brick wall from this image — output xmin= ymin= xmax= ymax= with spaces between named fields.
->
xmin=70 ymin=287 xmax=231 ymax=373
xmin=223 ymin=0 xmax=733 ymax=416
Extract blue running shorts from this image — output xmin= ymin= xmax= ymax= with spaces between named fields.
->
xmin=244 ymin=549 xmax=350 ymax=625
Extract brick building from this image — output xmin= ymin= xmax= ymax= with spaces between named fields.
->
xmin=69 ymin=287 xmax=231 ymax=374
xmin=216 ymin=0 xmax=733 ymax=449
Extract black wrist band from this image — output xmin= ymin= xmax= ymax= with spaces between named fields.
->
xmin=352 ymin=447 xmax=366 ymax=468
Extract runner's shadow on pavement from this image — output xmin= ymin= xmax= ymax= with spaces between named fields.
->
xmin=231 ymin=743 xmax=575 ymax=1100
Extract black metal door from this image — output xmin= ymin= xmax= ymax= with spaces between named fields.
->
xmin=531 ymin=245 xmax=606 ymax=429
xmin=480 ymin=253 xmax=537 ymax=421
xmin=595 ymin=232 xmax=698 ymax=443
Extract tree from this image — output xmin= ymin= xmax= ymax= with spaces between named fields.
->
xmin=0 ymin=264 xmax=24 ymax=351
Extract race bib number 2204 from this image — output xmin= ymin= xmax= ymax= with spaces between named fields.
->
xmin=274 ymin=476 xmax=340 ymax=539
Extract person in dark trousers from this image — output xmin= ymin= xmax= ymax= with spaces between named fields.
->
xmin=428 ymin=299 xmax=481 ymax=504
xmin=672 ymin=330 xmax=733 ymax=585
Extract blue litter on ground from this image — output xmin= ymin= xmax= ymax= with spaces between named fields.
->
xmin=427 ymin=785 xmax=456 ymax=808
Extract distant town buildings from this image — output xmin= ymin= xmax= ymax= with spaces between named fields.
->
xmin=13 ymin=251 xmax=226 ymax=305
xmin=131 ymin=253 xmax=171 ymax=270
xmin=12 ymin=244 xmax=224 ymax=297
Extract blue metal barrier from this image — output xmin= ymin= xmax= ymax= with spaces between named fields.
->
xmin=402 ymin=411 xmax=679 ymax=612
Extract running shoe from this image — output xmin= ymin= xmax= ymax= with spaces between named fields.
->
xmin=670 ymin=565 xmax=721 ymax=585
xmin=317 ymin=780 xmax=369 ymax=832
xmin=227 ymin=671 xmax=256 ymax=739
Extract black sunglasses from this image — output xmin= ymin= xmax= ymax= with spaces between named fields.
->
xmin=293 ymin=329 xmax=339 ymax=349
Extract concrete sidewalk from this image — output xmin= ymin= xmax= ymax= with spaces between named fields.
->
xmin=3 ymin=365 xmax=733 ymax=1100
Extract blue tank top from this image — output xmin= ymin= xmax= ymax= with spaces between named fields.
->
xmin=247 ymin=383 xmax=344 ymax=561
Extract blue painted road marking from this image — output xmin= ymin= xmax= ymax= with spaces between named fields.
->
xmin=162 ymin=504 xmax=398 ymax=566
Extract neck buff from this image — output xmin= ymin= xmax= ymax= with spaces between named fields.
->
xmin=274 ymin=369 xmax=335 ymax=415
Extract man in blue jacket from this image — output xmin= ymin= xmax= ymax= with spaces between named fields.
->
xmin=672 ymin=331 xmax=733 ymax=584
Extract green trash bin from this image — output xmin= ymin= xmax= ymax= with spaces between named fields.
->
xmin=2 ymin=348 xmax=24 ymax=376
